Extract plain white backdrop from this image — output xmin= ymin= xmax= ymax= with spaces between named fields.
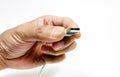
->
xmin=0 ymin=0 xmax=120 ymax=77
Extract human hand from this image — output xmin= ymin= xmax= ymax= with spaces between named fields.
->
xmin=0 ymin=15 xmax=81 ymax=69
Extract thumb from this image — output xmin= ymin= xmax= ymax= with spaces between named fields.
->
xmin=15 ymin=22 xmax=65 ymax=42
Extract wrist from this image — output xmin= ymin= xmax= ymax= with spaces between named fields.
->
xmin=0 ymin=37 xmax=6 ymax=70
xmin=0 ymin=55 xmax=5 ymax=70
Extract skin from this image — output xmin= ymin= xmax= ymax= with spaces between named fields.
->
xmin=0 ymin=15 xmax=81 ymax=69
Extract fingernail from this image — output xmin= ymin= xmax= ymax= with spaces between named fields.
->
xmin=54 ymin=41 xmax=64 ymax=51
xmin=51 ymin=27 xmax=64 ymax=39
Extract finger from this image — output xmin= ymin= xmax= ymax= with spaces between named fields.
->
xmin=42 ymin=54 xmax=65 ymax=63
xmin=71 ymin=32 xmax=81 ymax=39
xmin=42 ymin=42 xmax=76 ymax=56
xmin=52 ymin=37 xmax=75 ymax=51
xmin=16 ymin=23 xmax=65 ymax=42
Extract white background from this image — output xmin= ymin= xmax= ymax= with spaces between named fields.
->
xmin=0 ymin=0 xmax=120 ymax=77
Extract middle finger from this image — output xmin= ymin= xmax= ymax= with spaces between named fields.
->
xmin=42 ymin=41 xmax=76 ymax=56
xmin=52 ymin=37 xmax=75 ymax=51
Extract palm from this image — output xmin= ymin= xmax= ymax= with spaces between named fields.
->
xmin=6 ymin=17 xmax=54 ymax=69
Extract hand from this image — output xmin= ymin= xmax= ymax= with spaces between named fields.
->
xmin=0 ymin=15 xmax=81 ymax=69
